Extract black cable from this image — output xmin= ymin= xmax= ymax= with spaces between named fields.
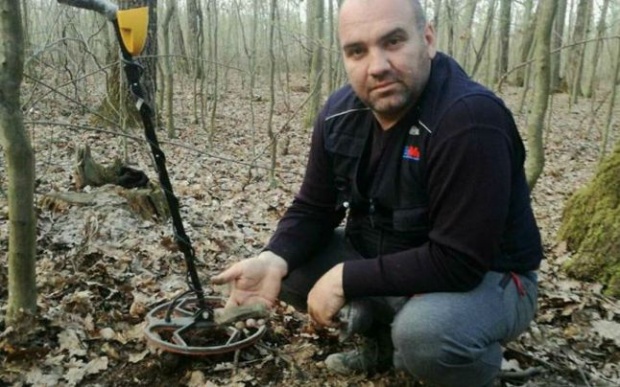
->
xmin=111 ymin=19 xmax=210 ymax=316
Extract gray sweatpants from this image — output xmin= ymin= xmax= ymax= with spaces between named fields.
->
xmin=280 ymin=230 xmax=538 ymax=387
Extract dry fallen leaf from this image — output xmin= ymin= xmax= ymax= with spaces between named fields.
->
xmin=591 ymin=320 xmax=620 ymax=346
xmin=58 ymin=329 xmax=87 ymax=358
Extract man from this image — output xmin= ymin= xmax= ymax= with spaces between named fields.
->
xmin=213 ymin=0 xmax=542 ymax=386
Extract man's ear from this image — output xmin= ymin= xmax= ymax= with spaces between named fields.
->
xmin=424 ymin=23 xmax=437 ymax=58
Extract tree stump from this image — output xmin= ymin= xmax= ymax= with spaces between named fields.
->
xmin=70 ymin=144 xmax=169 ymax=221
xmin=73 ymin=144 xmax=124 ymax=189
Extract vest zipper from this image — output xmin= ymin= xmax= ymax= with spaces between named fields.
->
xmin=369 ymin=198 xmax=376 ymax=229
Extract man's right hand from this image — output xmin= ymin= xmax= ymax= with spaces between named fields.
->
xmin=211 ymin=251 xmax=288 ymax=309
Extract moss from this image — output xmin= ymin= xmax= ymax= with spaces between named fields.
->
xmin=558 ymin=143 xmax=620 ymax=297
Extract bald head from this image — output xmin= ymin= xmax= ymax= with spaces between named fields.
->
xmin=339 ymin=0 xmax=427 ymax=34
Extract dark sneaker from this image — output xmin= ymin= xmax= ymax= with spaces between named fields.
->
xmin=325 ymin=327 xmax=394 ymax=375
xmin=325 ymin=339 xmax=379 ymax=375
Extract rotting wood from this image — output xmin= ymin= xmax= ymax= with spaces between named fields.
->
xmin=73 ymin=144 xmax=124 ymax=189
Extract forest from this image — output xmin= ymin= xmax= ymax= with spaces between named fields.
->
xmin=0 ymin=0 xmax=619 ymax=386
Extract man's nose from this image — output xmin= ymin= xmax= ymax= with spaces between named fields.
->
xmin=368 ymin=49 xmax=391 ymax=77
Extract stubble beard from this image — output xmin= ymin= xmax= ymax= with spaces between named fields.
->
xmin=366 ymin=83 xmax=414 ymax=119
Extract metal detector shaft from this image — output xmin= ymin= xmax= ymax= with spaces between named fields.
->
xmin=110 ymin=20 xmax=208 ymax=311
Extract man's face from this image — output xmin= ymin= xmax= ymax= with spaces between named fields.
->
xmin=339 ymin=0 xmax=436 ymax=127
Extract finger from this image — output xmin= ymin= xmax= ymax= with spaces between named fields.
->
xmin=212 ymin=264 xmax=242 ymax=284
xmin=308 ymin=305 xmax=325 ymax=326
xmin=238 ymin=295 xmax=273 ymax=309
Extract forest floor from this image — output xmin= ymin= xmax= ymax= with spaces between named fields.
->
xmin=0 ymin=74 xmax=619 ymax=387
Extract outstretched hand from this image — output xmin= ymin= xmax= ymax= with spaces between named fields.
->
xmin=212 ymin=251 xmax=288 ymax=309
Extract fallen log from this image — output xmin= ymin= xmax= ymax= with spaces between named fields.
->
xmin=44 ymin=144 xmax=171 ymax=221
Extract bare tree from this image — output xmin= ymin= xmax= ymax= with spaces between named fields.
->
xmin=171 ymin=3 xmax=187 ymax=71
xmin=187 ymin=0 xmax=203 ymax=79
xmin=599 ymin=22 xmax=620 ymax=160
xmin=207 ymin=0 xmax=220 ymax=143
xmin=304 ymin=0 xmax=324 ymax=127
xmin=162 ymin=0 xmax=175 ymax=138
xmin=585 ymin=0 xmax=611 ymax=98
xmin=525 ymin=0 xmax=558 ymax=189
xmin=327 ymin=0 xmax=336 ymax=93
xmin=267 ymin=0 xmax=277 ymax=186
xmin=495 ymin=0 xmax=512 ymax=83
xmin=0 ymin=0 xmax=37 ymax=327
xmin=458 ymin=0 xmax=478 ymax=72
xmin=551 ymin=0 xmax=568 ymax=92
xmin=567 ymin=0 xmax=592 ymax=106
xmin=444 ymin=0 xmax=455 ymax=56
xmin=433 ymin=0 xmax=442 ymax=33
xmin=20 ymin=0 xmax=30 ymax=53
xmin=514 ymin=0 xmax=535 ymax=86
xmin=471 ymin=0 xmax=496 ymax=78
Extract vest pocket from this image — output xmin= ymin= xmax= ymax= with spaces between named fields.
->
xmin=392 ymin=207 xmax=429 ymax=233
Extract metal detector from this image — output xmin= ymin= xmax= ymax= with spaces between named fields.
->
xmin=57 ymin=0 xmax=267 ymax=356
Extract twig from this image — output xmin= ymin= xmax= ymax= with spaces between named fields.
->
xmin=232 ymin=348 xmax=240 ymax=376
xmin=578 ymin=367 xmax=592 ymax=387
xmin=504 ymin=344 xmax=564 ymax=372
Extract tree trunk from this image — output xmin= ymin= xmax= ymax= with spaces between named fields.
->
xmin=171 ymin=3 xmax=187 ymax=71
xmin=585 ymin=0 xmax=610 ymax=98
xmin=471 ymin=0 xmax=496 ymax=79
xmin=304 ymin=0 xmax=324 ymax=127
xmin=551 ymin=0 xmax=568 ymax=92
xmin=599 ymin=23 xmax=620 ymax=161
xmin=163 ymin=0 xmax=175 ymax=138
xmin=0 ymin=0 xmax=37 ymax=326
xmin=20 ymin=0 xmax=29 ymax=54
xmin=514 ymin=0 xmax=535 ymax=86
xmin=233 ymin=0 xmax=258 ymax=154
xmin=187 ymin=0 xmax=203 ymax=79
xmin=444 ymin=0 xmax=455 ymax=56
xmin=567 ymin=0 xmax=592 ymax=106
xmin=305 ymin=0 xmax=315 ymax=73
xmin=268 ymin=0 xmax=278 ymax=186
xmin=207 ymin=0 xmax=220 ymax=143
xmin=123 ymin=0 xmax=157 ymax=108
xmin=96 ymin=0 xmax=158 ymax=129
xmin=187 ymin=0 xmax=204 ymax=125
xmin=433 ymin=0 xmax=442 ymax=32
xmin=525 ymin=0 xmax=557 ymax=189
xmin=459 ymin=0 xmax=478 ymax=72
xmin=327 ymin=0 xmax=336 ymax=93
xmin=495 ymin=0 xmax=512 ymax=84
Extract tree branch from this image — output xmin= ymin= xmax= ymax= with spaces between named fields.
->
xmin=56 ymin=0 xmax=118 ymax=21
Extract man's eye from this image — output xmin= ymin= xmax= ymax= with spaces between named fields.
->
xmin=387 ymin=37 xmax=403 ymax=46
xmin=346 ymin=47 xmax=365 ymax=58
